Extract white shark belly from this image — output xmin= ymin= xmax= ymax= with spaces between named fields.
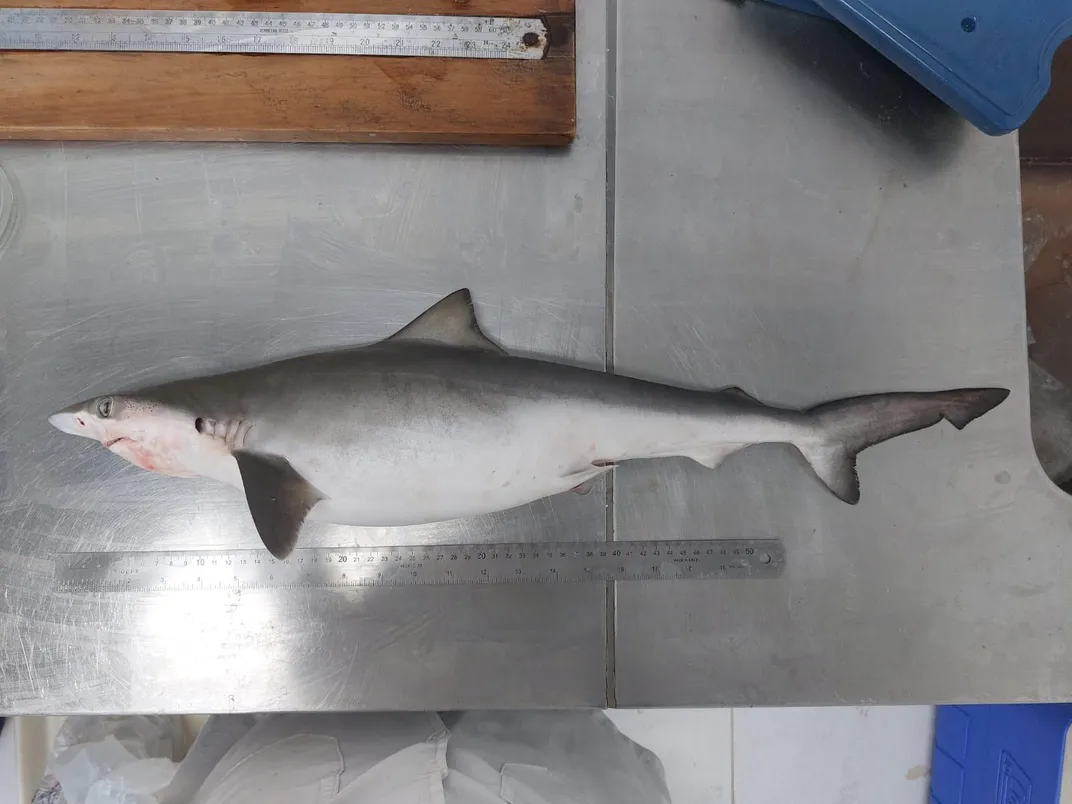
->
xmin=280 ymin=400 xmax=709 ymax=527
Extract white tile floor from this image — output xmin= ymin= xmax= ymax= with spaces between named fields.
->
xmin=606 ymin=706 xmax=934 ymax=804
xmin=2 ymin=707 xmax=935 ymax=803
xmin=606 ymin=709 xmax=734 ymax=804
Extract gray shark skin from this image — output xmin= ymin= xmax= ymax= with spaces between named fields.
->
xmin=49 ymin=289 xmax=1010 ymax=558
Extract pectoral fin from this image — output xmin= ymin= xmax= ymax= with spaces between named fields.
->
xmin=234 ymin=451 xmax=323 ymax=559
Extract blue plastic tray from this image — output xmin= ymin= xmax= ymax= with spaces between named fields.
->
xmin=758 ymin=0 xmax=1072 ymax=135
xmin=932 ymin=704 xmax=1072 ymax=803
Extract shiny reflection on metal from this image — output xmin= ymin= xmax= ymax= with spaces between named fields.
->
xmin=0 ymin=0 xmax=608 ymax=715
xmin=55 ymin=540 xmax=786 ymax=592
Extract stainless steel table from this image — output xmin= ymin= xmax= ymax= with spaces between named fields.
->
xmin=0 ymin=1 xmax=1063 ymax=713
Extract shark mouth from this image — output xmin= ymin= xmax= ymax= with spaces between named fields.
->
xmin=102 ymin=437 xmax=129 ymax=449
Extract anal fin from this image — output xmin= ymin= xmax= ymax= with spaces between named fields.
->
xmin=684 ymin=444 xmax=750 ymax=470
xmin=796 ymin=445 xmax=860 ymax=504
xmin=234 ymin=451 xmax=323 ymax=559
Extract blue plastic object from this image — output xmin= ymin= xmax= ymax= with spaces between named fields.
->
xmin=931 ymin=704 xmax=1072 ymax=804
xmin=757 ymin=0 xmax=1072 ymax=135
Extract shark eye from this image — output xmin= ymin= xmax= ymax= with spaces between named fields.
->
xmin=97 ymin=397 xmax=113 ymax=418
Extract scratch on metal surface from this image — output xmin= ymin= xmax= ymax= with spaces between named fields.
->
xmin=133 ymin=159 xmax=144 ymax=236
xmin=17 ymin=626 xmax=38 ymax=696
xmin=60 ymin=143 xmax=69 ymax=267
xmin=32 ymin=308 xmax=112 ymax=346
xmin=200 ymin=153 xmax=213 ymax=208
xmin=333 ymin=642 xmax=364 ymax=704
xmin=852 ymin=189 xmax=887 ymax=276
xmin=749 ymin=307 xmax=773 ymax=342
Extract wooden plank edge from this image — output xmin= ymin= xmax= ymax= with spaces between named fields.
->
xmin=0 ymin=128 xmax=576 ymax=145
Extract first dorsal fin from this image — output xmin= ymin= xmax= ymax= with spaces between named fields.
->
xmin=385 ymin=289 xmax=506 ymax=354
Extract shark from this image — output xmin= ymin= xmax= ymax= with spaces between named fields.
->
xmin=49 ymin=289 xmax=1010 ymax=558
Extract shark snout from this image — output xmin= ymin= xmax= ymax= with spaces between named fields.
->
xmin=49 ymin=408 xmax=89 ymax=437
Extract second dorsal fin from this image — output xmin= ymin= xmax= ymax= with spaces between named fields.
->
xmin=385 ymin=288 xmax=506 ymax=354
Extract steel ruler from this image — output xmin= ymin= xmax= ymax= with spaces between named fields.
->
xmin=0 ymin=9 xmax=548 ymax=59
xmin=55 ymin=539 xmax=785 ymax=592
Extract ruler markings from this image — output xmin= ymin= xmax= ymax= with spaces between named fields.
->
xmin=55 ymin=539 xmax=786 ymax=592
xmin=0 ymin=9 xmax=548 ymax=59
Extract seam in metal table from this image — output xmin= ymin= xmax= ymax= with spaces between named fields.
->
xmin=0 ymin=0 xmax=1061 ymax=713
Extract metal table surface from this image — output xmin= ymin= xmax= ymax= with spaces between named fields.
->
xmin=0 ymin=1 xmax=1065 ymax=713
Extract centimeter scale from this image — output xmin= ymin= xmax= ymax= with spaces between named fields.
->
xmin=55 ymin=539 xmax=787 ymax=592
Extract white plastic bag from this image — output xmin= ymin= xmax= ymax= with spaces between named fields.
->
xmin=32 ymin=716 xmax=183 ymax=804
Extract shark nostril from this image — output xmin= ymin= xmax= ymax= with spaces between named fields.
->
xmin=195 ymin=417 xmax=206 ymax=434
xmin=75 ymin=416 xmax=85 ymax=427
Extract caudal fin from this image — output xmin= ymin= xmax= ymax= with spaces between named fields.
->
xmin=795 ymin=387 xmax=1009 ymax=504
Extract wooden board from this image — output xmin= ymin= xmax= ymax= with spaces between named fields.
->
xmin=0 ymin=0 xmax=575 ymax=144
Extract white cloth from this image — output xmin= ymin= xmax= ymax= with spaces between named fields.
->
xmin=163 ymin=711 xmax=670 ymax=804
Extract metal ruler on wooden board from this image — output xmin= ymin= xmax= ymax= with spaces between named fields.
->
xmin=54 ymin=539 xmax=786 ymax=592
xmin=0 ymin=9 xmax=549 ymax=59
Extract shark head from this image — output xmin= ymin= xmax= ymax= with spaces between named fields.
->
xmin=49 ymin=393 xmax=228 ymax=478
